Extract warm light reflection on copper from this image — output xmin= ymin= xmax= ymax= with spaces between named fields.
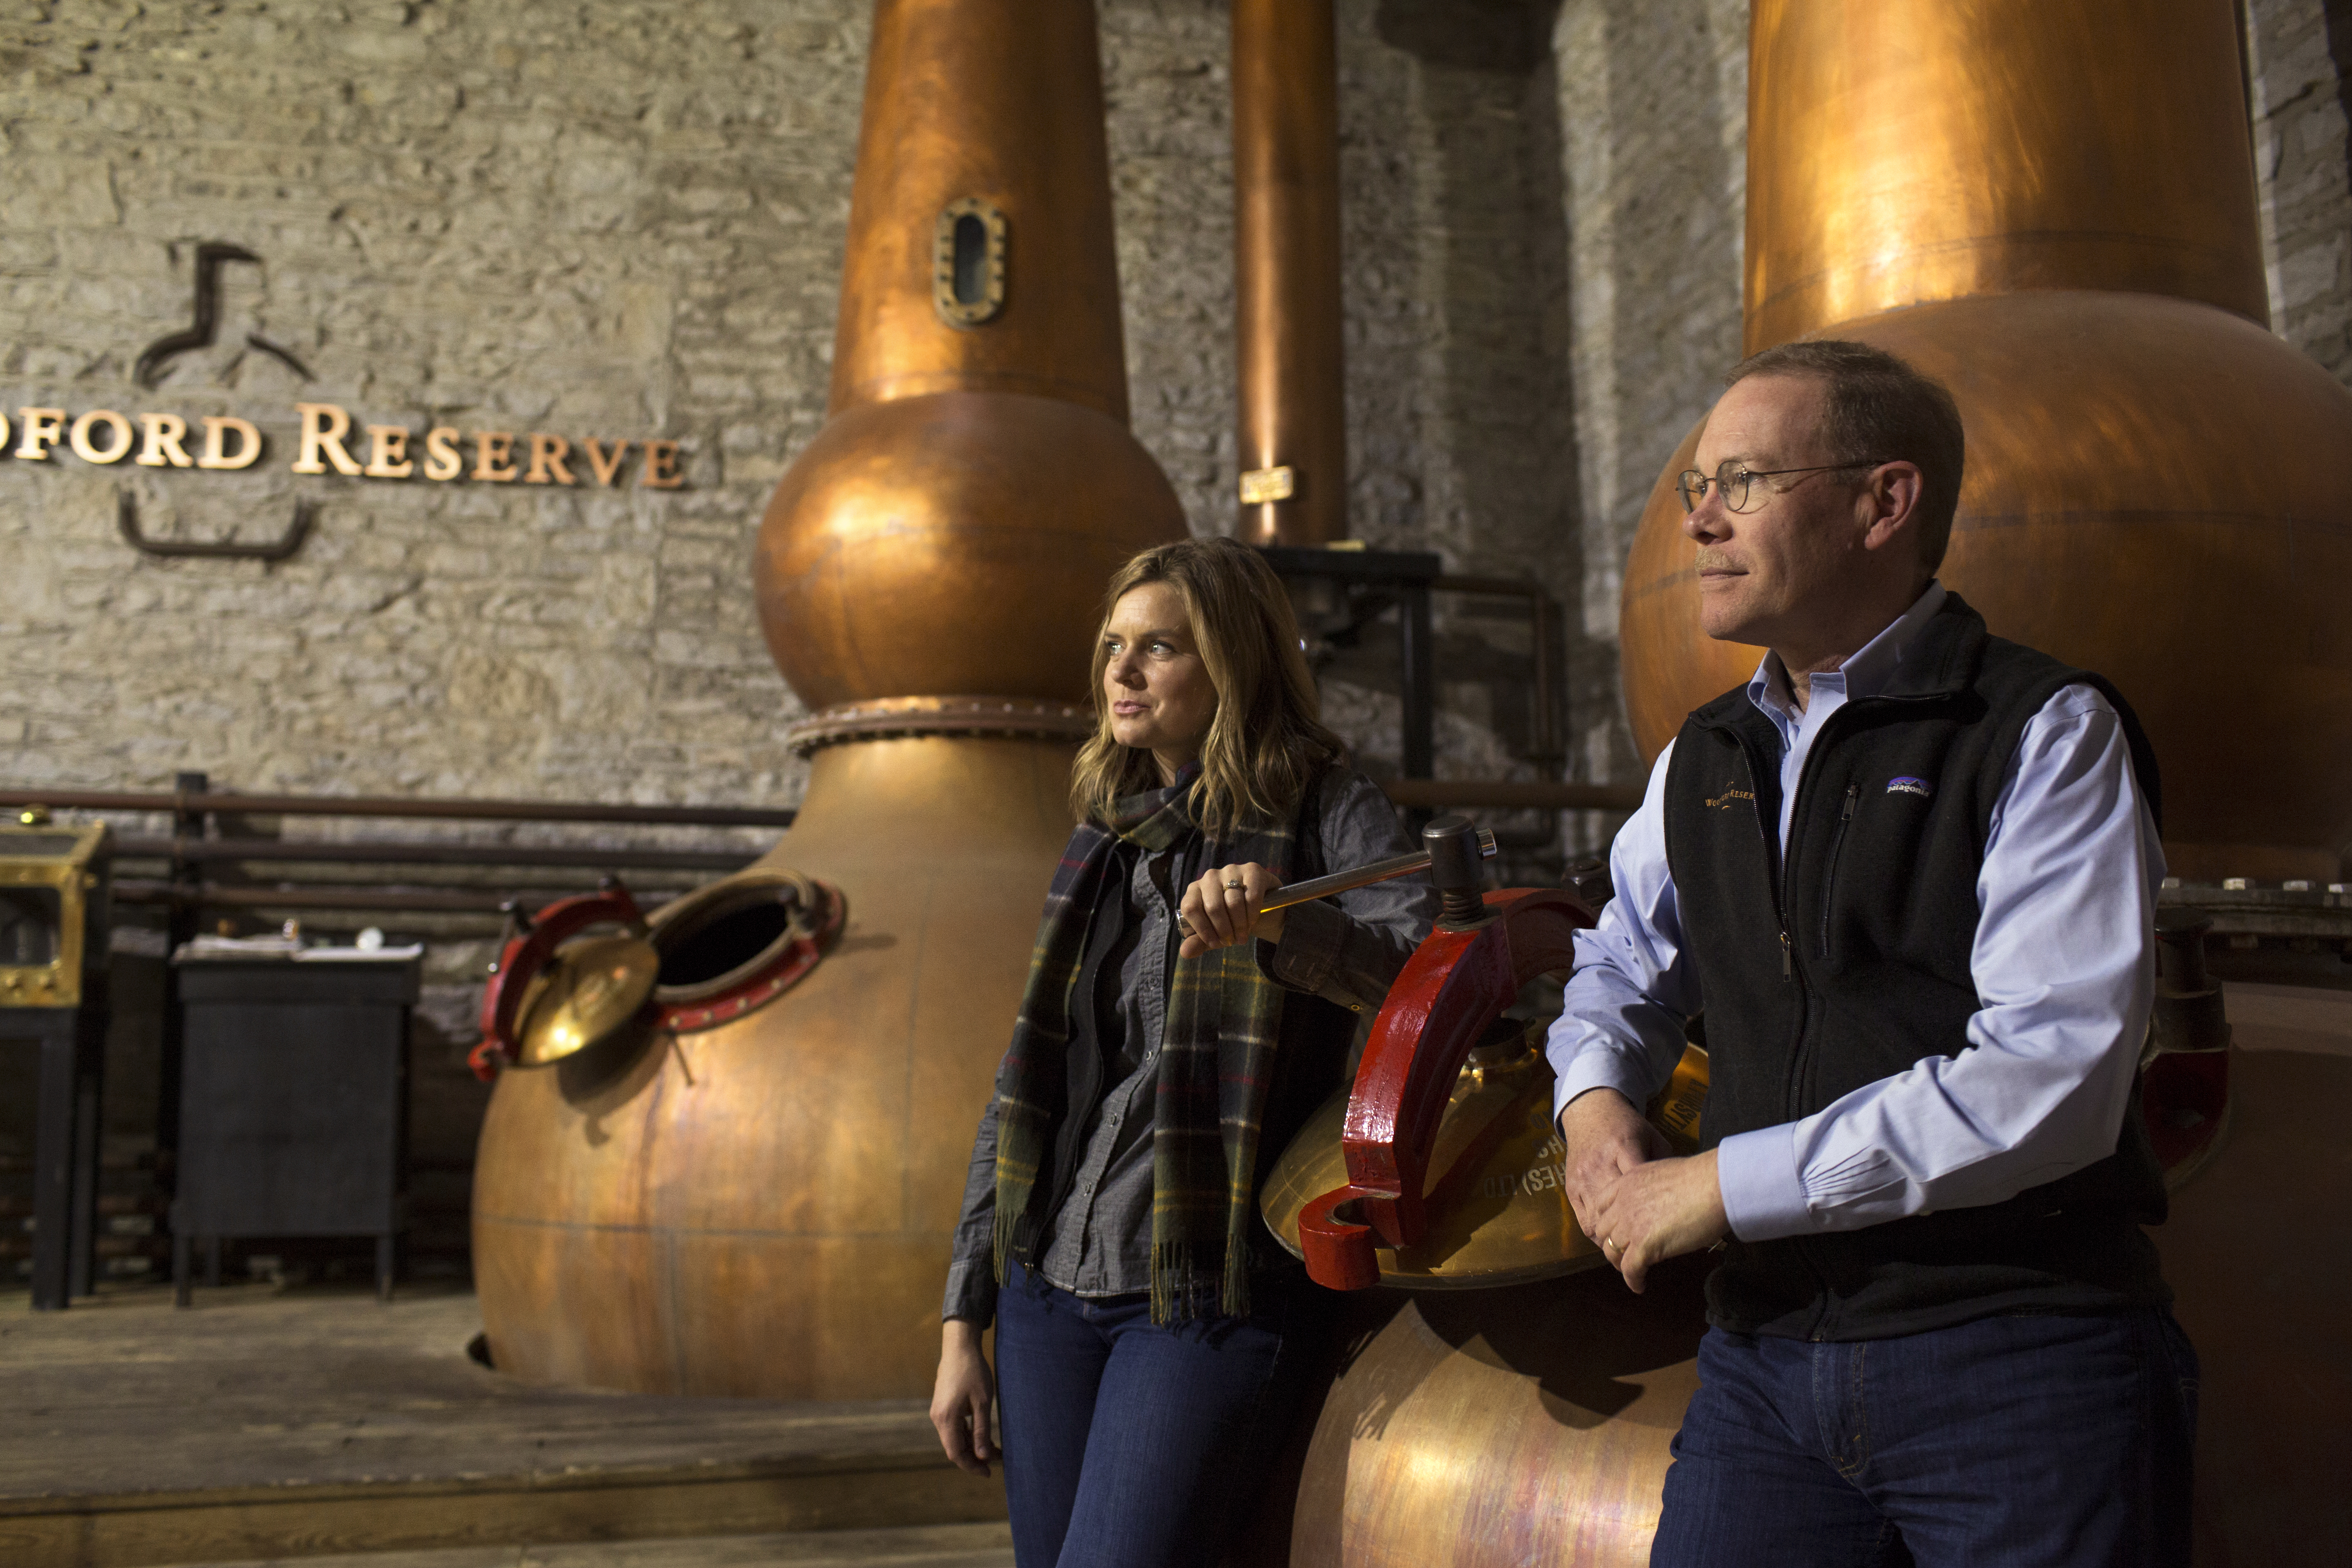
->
xmin=1743 ymin=0 xmax=2265 ymax=350
xmin=1233 ymin=0 xmax=1346 ymax=545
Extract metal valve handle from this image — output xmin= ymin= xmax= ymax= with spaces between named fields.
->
xmin=1178 ymin=820 xmax=1497 ymax=935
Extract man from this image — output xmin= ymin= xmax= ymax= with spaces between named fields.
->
xmin=1549 ymin=340 xmax=2198 ymax=1566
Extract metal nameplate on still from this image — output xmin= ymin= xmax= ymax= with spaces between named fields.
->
xmin=1239 ymin=465 xmax=1296 ymax=505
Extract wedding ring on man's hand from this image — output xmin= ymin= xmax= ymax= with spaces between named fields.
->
xmin=1224 ymin=880 xmax=1247 ymax=891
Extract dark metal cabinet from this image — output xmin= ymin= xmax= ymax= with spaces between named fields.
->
xmin=170 ymin=959 xmax=418 ymax=1303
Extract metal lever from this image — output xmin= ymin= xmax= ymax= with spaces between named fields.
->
xmin=1176 ymin=824 xmax=1497 ymax=935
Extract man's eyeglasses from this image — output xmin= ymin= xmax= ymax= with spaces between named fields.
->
xmin=1676 ymin=458 xmax=1891 ymax=514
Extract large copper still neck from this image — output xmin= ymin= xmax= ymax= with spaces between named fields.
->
xmin=826 ymin=0 xmax=1132 ymax=419
xmin=1233 ymin=0 xmax=1346 ymax=545
xmin=758 ymin=0 xmax=1185 ymax=716
xmin=1744 ymin=0 xmax=2268 ymax=352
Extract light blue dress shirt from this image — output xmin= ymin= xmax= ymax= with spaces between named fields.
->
xmin=1548 ymin=582 xmax=2165 ymax=1242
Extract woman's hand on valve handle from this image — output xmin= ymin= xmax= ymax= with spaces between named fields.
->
xmin=1178 ymin=861 xmax=1287 ymax=958
xmin=1560 ymin=1087 xmax=1729 ymax=1293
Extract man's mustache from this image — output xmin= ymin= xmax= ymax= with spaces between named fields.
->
xmin=1694 ymin=552 xmax=1745 ymax=574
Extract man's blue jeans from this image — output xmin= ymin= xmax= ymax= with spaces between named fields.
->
xmin=993 ymin=1257 xmax=1322 ymax=1568
xmin=1651 ymin=1308 xmax=2200 ymax=1567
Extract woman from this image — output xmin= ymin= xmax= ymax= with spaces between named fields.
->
xmin=931 ymin=537 xmax=1437 ymax=1566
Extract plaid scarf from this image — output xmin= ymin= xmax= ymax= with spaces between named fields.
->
xmin=993 ymin=764 xmax=1295 ymax=1323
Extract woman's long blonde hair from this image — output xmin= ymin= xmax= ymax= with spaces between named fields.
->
xmin=1071 ymin=537 xmax=1345 ymax=839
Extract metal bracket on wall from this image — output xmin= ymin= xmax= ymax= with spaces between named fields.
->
xmin=117 ymin=490 xmax=316 ymax=563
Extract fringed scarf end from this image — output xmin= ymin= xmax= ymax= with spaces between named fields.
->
xmin=993 ymin=1205 xmax=1041 ymax=1288
xmin=1150 ymin=1238 xmax=1254 ymax=1325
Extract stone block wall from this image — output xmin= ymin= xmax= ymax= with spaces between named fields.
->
xmin=1550 ymin=0 xmax=1748 ymax=802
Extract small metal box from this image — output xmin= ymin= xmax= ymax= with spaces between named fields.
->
xmin=0 ymin=821 xmax=111 ymax=1010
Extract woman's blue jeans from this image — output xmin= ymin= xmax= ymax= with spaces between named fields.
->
xmin=1650 ymin=1307 xmax=2201 ymax=1567
xmin=993 ymin=1256 xmax=1323 ymax=1568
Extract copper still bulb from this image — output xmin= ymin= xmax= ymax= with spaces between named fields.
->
xmin=470 ymin=0 xmax=1183 ymax=1400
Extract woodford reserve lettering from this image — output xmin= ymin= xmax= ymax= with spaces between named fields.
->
xmin=3 ymin=402 xmax=683 ymax=489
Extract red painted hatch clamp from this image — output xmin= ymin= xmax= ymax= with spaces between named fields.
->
xmin=1296 ymin=884 xmax=1597 ymax=1290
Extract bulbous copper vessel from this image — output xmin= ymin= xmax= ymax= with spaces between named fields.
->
xmin=471 ymin=0 xmax=1185 ymax=1399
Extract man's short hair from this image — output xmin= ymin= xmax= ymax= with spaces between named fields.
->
xmin=1727 ymin=340 xmax=1967 ymax=575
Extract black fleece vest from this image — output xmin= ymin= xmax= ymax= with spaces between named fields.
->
xmin=1665 ymin=593 xmax=2171 ymax=1341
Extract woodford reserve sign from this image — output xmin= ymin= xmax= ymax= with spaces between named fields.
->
xmin=1 ymin=402 xmax=684 ymax=489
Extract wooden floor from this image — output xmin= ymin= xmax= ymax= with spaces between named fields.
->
xmin=0 ymin=1283 xmax=1006 ymax=1568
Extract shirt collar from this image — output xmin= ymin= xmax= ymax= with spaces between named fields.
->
xmin=1745 ymin=580 xmax=1948 ymax=719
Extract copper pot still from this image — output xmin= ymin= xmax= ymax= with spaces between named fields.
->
xmin=1244 ymin=2 xmax=2352 ymax=1563
xmin=468 ymin=0 xmax=1184 ymax=1399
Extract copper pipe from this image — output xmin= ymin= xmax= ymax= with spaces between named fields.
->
xmin=1744 ymin=0 xmax=2266 ymax=351
xmin=1233 ymin=0 xmax=1346 ymax=545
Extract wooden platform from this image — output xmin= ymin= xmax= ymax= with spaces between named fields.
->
xmin=0 ymin=1283 xmax=1007 ymax=1568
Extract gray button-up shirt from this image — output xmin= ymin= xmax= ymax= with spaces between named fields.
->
xmin=943 ymin=767 xmax=1437 ymax=1325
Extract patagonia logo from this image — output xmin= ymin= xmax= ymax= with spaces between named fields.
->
xmin=1886 ymin=775 xmax=1933 ymax=798
xmin=1705 ymin=784 xmax=1756 ymax=810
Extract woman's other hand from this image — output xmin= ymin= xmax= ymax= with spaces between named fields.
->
xmin=930 ymin=1320 xmax=997 ymax=1476
xmin=1180 ymin=860 xmax=1286 ymax=957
